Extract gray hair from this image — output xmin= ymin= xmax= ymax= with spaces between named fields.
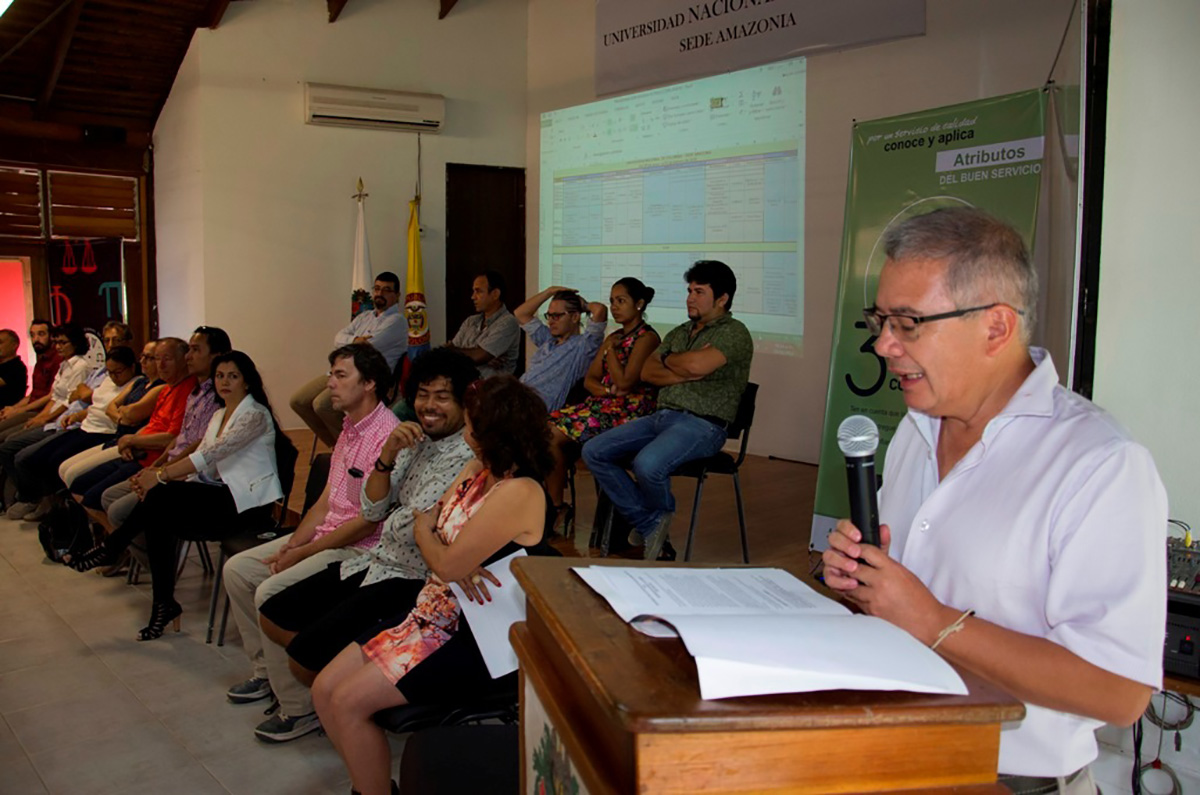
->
xmin=156 ymin=337 xmax=189 ymax=358
xmin=883 ymin=207 xmax=1038 ymax=343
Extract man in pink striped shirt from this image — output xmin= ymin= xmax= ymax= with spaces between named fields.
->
xmin=222 ymin=343 xmax=398 ymax=742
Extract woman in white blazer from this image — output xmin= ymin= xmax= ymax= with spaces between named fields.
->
xmin=68 ymin=351 xmax=286 ymax=640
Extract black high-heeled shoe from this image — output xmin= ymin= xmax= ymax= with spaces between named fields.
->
xmin=65 ymin=542 xmax=116 ymax=573
xmin=136 ymin=600 xmax=182 ymax=641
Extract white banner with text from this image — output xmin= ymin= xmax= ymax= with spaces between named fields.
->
xmin=595 ymin=0 xmax=925 ymax=96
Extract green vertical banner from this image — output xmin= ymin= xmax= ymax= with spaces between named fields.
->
xmin=810 ymin=89 xmax=1047 ymax=550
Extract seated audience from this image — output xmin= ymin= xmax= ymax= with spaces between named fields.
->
xmin=56 ymin=342 xmax=164 ymax=491
xmin=0 ymin=319 xmax=59 ymax=441
xmin=444 ymin=270 xmax=520 ymax=377
xmin=312 ymin=374 xmax=555 ymax=795
xmin=1 ymin=323 xmax=94 ymax=517
xmin=8 ymin=345 xmax=140 ymax=517
xmin=4 ymin=323 xmax=135 ymax=520
xmin=67 ymin=351 xmax=286 ymax=641
xmin=251 ymin=348 xmax=476 ymax=741
xmin=222 ymin=343 xmax=398 ymax=742
xmin=64 ymin=338 xmax=194 ymax=519
xmin=546 ymin=277 xmax=659 ymax=527
xmin=62 ymin=321 xmax=134 ymax=416
xmin=513 ymin=285 xmax=607 ymax=411
xmin=582 ymin=261 xmax=753 ymax=560
xmin=0 ymin=328 xmax=27 ymax=409
xmin=97 ymin=326 xmax=229 ymax=537
xmin=292 ymin=273 xmax=407 ymax=448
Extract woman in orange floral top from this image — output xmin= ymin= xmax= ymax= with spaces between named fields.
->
xmin=312 ymin=375 xmax=554 ymax=795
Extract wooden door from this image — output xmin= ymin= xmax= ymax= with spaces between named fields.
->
xmin=444 ymin=163 xmax=526 ymax=344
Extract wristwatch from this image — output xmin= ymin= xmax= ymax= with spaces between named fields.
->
xmin=374 ymin=456 xmax=396 ymax=473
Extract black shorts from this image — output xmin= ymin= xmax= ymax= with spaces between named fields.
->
xmin=356 ymin=614 xmax=517 ymax=705
xmin=258 ymin=561 xmax=425 ymax=673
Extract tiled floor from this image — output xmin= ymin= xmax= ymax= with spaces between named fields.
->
xmin=2 ymin=446 xmax=1195 ymax=793
xmin=0 ymin=515 xmax=406 ymax=795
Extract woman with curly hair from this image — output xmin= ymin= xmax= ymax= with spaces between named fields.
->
xmin=312 ymin=375 xmax=555 ymax=795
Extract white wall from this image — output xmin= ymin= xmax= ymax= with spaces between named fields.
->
xmin=526 ymin=0 xmax=1074 ymax=461
xmin=154 ymin=39 xmax=206 ymax=334
xmin=154 ymin=0 xmax=528 ymax=426
xmin=1094 ymin=0 xmax=1200 ymax=527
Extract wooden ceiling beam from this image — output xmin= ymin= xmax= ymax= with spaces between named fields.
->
xmin=327 ymin=0 xmax=349 ymax=23
xmin=204 ymin=0 xmax=232 ymax=29
xmin=439 ymin=0 xmax=459 ymax=20
xmin=37 ymin=0 xmax=87 ymax=111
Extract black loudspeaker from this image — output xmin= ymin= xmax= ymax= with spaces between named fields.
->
xmin=82 ymin=124 xmax=127 ymax=145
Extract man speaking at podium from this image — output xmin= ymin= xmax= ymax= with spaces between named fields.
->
xmin=822 ymin=208 xmax=1165 ymax=794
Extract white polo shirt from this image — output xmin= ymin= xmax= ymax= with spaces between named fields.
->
xmin=880 ymin=348 xmax=1166 ymax=777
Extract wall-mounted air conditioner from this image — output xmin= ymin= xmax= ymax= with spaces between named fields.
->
xmin=304 ymin=83 xmax=444 ymax=133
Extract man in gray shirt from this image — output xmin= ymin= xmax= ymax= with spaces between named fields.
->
xmin=445 ymin=269 xmax=520 ymax=377
xmin=256 ymin=349 xmax=478 ymax=704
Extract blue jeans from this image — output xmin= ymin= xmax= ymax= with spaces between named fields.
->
xmin=581 ymin=410 xmax=728 ymax=536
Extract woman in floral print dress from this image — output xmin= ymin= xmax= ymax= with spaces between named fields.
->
xmin=546 ymin=277 xmax=660 ymax=527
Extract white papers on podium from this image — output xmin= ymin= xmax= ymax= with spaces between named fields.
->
xmin=572 ymin=566 xmax=967 ymax=700
xmin=449 ymin=549 xmax=527 ymax=678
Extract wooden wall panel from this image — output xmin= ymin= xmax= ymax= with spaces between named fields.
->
xmin=0 ymin=167 xmax=45 ymax=239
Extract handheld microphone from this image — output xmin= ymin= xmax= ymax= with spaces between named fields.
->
xmin=836 ymin=415 xmax=881 ymax=547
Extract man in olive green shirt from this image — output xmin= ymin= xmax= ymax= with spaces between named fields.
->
xmin=581 ymin=260 xmax=753 ymax=560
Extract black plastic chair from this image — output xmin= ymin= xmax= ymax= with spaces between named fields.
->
xmin=597 ymin=382 xmax=759 ymax=563
xmin=203 ymin=434 xmax=302 ymax=644
xmin=373 ymin=683 xmax=519 ymax=735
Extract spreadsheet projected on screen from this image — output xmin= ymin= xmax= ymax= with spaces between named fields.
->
xmin=539 ymin=57 xmax=806 ymax=355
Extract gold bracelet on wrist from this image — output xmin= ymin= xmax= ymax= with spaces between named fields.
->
xmin=930 ymin=609 xmax=974 ymax=650
xmin=156 ymin=468 xmax=169 ymax=485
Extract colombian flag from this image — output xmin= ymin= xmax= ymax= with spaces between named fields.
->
xmin=405 ymin=197 xmax=430 ymax=360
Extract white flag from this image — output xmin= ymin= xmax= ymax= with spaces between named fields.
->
xmin=350 ymin=182 xmax=373 ymax=318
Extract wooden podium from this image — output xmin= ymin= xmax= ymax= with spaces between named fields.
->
xmin=511 ymin=557 xmax=1024 ymax=794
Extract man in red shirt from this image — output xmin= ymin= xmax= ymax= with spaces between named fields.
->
xmin=66 ymin=337 xmax=196 ymax=528
xmin=0 ymin=320 xmax=60 ymax=441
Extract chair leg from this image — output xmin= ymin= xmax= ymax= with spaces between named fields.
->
xmin=733 ymin=471 xmax=749 ymax=564
xmin=599 ymin=496 xmax=613 ymax=556
xmin=176 ymin=540 xmax=192 ymax=580
xmin=566 ymin=466 xmax=577 ymax=537
xmin=197 ymin=541 xmax=214 ymax=575
xmin=683 ymin=474 xmax=706 ymax=562
xmin=206 ymin=550 xmax=227 ymax=644
xmin=217 ymin=596 xmax=232 ymax=646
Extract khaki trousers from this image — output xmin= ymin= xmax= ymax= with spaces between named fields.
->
xmin=289 ymin=374 xmax=342 ymax=448
xmin=59 ymin=444 xmax=121 ymax=489
xmin=101 ymin=482 xmax=139 ymax=528
xmin=223 ymin=534 xmax=362 ymax=715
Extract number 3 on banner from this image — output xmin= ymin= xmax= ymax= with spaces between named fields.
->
xmin=845 ymin=320 xmax=886 ymax=397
